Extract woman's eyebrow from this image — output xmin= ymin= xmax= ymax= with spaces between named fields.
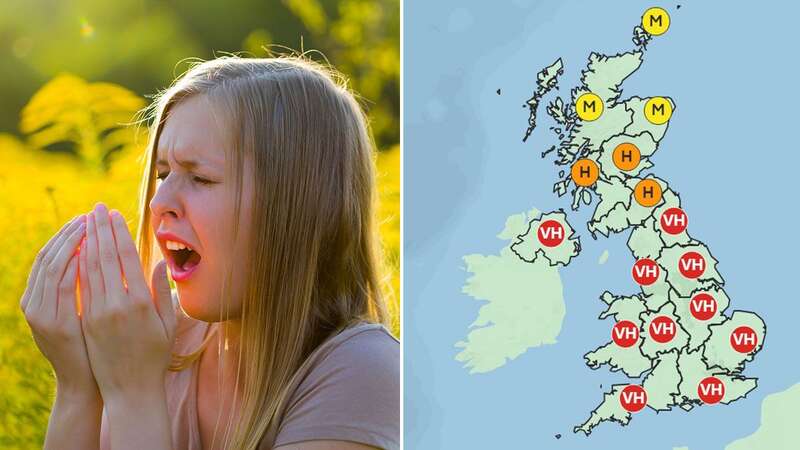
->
xmin=155 ymin=146 xmax=224 ymax=171
xmin=155 ymin=153 xmax=199 ymax=170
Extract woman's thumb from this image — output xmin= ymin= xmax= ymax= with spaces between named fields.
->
xmin=151 ymin=260 xmax=176 ymax=338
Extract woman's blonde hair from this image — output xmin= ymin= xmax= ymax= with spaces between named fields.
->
xmin=134 ymin=54 xmax=390 ymax=449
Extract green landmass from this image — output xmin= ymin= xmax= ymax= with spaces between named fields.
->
xmin=623 ymin=96 xmax=675 ymax=140
xmin=652 ymin=190 xmax=691 ymax=246
xmin=676 ymin=349 xmax=757 ymax=409
xmin=725 ymin=383 xmax=800 ymax=450
xmin=510 ymin=210 xmax=581 ymax=267
xmin=640 ymin=302 xmax=690 ymax=358
xmin=594 ymin=132 xmax=656 ymax=181
xmin=598 ymin=291 xmax=647 ymax=323
xmin=582 ymin=52 xmax=644 ymax=104
xmin=585 ymin=340 xmax=652 ymax=378
xmin=587 ymin=176 xmax=669 ymax=238
xmin=642 ymin=349 xmax=681 ymax=411
xmin=455 ymin=208 xmax=568 ymax=374
xmin=587 ymin=178 xmax=634 ymax=237
xmin=627 ymin=216 xmax=664 ymax=259
xmin=586 ymin=292 xmax=652 ymax=377
xmin=704 ymin=311 xmax=767 ymax=373
xmin=524 ymin=58 xmax=564 ymax=141
xmin=657 ymin=241 xmax=724 ymax=298
xmin=574 ymin=384 xmax=632 ymax=436
xmin=522 ymin=18 xmax=766 ymax=436
xmin=671 ymin=285 xmax=730 ymax=351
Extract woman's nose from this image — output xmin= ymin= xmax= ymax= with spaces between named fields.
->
xmin=149 ymin=177 xmax=182 ymax=219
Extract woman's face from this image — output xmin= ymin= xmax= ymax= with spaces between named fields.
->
xmin=149 ymin=94 xmax=252 ymax=322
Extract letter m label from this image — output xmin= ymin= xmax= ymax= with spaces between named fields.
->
xmin=651 ymin=103 xmax=665 ymax=115
xmin=649 ymin=14 xmax=663 ymax=27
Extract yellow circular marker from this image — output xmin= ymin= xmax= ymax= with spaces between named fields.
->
xmin=634 ymin=179 xmax=662 ymax=207
xmin=613 ymin=143 xmax=641 ymax=171
xmin=644 ymin=97 xmax=672 ymax=125
xmin=575 ymin=93 xmax=604 ymax=122
xmin=642 ymin=7 xmax=670 ymax=36
xmin=571 ymin=159 xmax=599 ymax=187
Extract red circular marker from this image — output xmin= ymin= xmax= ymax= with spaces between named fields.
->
xmin=612 ymin=320 xmax=640 ymax=348
xmin=690 ymin=293 xmax=717 ymax=321
xmin=619 ymin=385 xmax=648 ymax=413
xmin=660 ymin=207 xmax=688 ymax=235
xmin=537 ymin=220 xmax=565 ymax=247
xmin=649 ymin=316 xmax=677 ymax=344
xmin=698 ymin=376 xmax=725 ymax=404
xmin=679 ymin=251 xmax=706 ymax=279
xmin=730 ymin=326 xmax=758 ymax=353
xmin=632 ymin=258 xmax=660 ymax=286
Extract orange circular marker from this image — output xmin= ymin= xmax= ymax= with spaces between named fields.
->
xmin=634 ymin=179 xmax=662 ymax=207
xmin=571 ymin=159 xmax=599 ymax=187
xmin=613 ymin=143 xmax=641 ymax=171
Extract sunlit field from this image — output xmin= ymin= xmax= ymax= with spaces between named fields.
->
xmin=0 ymin=75 xmax=399 ymax=449
xmin=0 ymin=1 xmax=399 ymax=446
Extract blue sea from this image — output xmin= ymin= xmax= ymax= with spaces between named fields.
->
xmin=403 ymin=1 xmax=800 ymax=449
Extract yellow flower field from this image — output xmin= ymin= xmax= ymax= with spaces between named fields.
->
xmin=0 ymin=77 xmax=399 ymax=448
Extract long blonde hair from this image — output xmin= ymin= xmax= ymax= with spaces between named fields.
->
xmin=134 ymin=55 xmax=389 ymax=449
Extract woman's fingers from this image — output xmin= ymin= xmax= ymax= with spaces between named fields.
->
xmin=39 ymin=220 xmax=86 ymax=321
xmin=93 ymin=204 xmax=125 ymax=301
xmin=85 ymin=212 xmax=106 ymax=308
xmin=109 ymin=210 xmax=149 ymax=304
xmin=24 ymin=216 xmax=84 ymax=315
xmin=55 ymin=254 xmax=80 ymax=321
xmin=151 ymin=260 xmax=176 ymax=340
xmin=20 ymin=215 xmax=81 ymax=312
xmin=78 ymin=238 xmax=91 ymax=318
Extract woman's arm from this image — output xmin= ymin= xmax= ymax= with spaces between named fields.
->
xmin=103 ymin=385 xmax=172 ymax=450
xmin=79 ymin=204 xmax=177 ymax=450
xmin=44 ymin=387 xmax=103 ymax=450
xmin=18 ymin=214 xmax=104 ymax=449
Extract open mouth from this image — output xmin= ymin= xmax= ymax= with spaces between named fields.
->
xmin=165 ymin=240 xmax=202 ymax=277
xmin=172 ymin=247 xmax=201 ymax=270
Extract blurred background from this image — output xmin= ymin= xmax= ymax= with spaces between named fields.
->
xmin=0 ymin=0 xmax=399 ymax=447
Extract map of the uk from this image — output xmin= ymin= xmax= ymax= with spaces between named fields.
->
xmin=456 ymin=6 xmax=767 ymax=437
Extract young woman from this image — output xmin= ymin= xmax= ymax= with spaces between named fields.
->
xmin=20 ymin=56 xmax=400 ymax=450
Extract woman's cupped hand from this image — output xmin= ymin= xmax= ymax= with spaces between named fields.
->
xmin=20 ymin=203 xmax=177 ymax=403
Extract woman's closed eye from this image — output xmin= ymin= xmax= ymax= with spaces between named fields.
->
xmin=192 ymin=175 xmax=215 ymax=185
xmin=156 ymin=172 xmax=216 ymax=185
